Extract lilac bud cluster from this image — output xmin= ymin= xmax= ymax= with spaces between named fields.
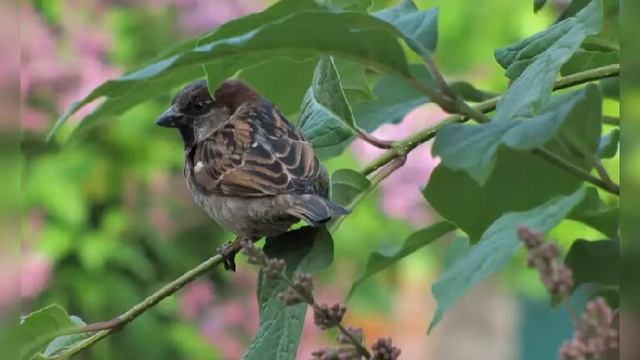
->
xmin=370 ymin=338 xmax=401 ymax=360
xmin=278 ymin=272 xmax=314 ymax=306
xmin=310 ymin=346 xmax=360 ymax=360
xmin=559 ymin=297 xmax=618 ymax=360
xmin=240 ymin=241 xmax=286 ymax=279
xmin=313 ymin=303 xmax=347 ymax=330
xmin=517 ymin=226 xmax=574 ymax=298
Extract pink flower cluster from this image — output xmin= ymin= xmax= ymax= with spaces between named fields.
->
xmin=517 ymin=225 xmax=574 ymax=298
xmin=559 ymin=297 xmax=618 ymax=360
xmin=20 ymin=1 xmax=121 ymax=132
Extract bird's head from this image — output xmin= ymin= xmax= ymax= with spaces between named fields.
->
xmin=156 ymin=79 xmax=261 ymax=147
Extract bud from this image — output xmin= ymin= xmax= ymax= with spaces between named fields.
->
xmin=337 ymin=327 xmax=363 ymax=345
xmin=240 ymin=241 xmax=267 ymax=267
xmin=517 ymin=226 xmax=574 ymax=298
xmin=371 ymin=337 xmax=401 ymax=360
xmin=263 ymin=258 xmax=286 ymax=278
xmin=559 ymin=297 xmax=618 ymax=360
xmin=313 ymin=303 xmax=347 ymax=330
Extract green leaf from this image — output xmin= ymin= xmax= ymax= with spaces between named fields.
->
xmin=601 ymin=77 xmax=619 ymax=99
xmin=20 ymin=305 xmax=87 ymax=360
xmin=565 ymin=239 xmax=619 ymax=287
xmin=331 ymin=169 xmax=371 ymax=207
xmin=374 ymin=0 xmax=439 ymax=58
xmin=41 ymin=316 xmax=88 ymax=358
xmin=333 ymin=57 xmax=375 ymax=103
xmin=200 ymin=9 xmax=411 ymax=88
xmin=238 ymin=57 xmax=317 ymax=116
xmin=534 ymin=0 xmax=547 ymax=12
xmin=244 ymin=227 xmax=333 ymax=360
xmin=495 ymin=0 xmax=600 ymax=80
xmin=429 ymin=187 xmax=588 ymax=332
xmin=348 ymin=221 xmax=455 ymax=297
xmin=494 ymin=1 xmax=600 ymax=125
xmin=567 ymin=187 xmax=619 ymax=239
xmin=328 ymin=0 xmax=372 ymax=11
xmin=299 ymin=56 xmax=357 ymax=150
xmin=449 ymin=81 xmax=498 ymax=103
xmin=598 ymin=129 xmax=619 ymax=158
xmin=424 ymin=148 xmax=584 ymax=242
xmin=51 ymin=0 xmax=410 ymax=141
xmin=560 ymin=50 xmax=618 ymax=76
xmin=353 ymin=64 xmax=432 ymax=131
xmin=197 ymin=0 xmax=323 ymax=45
xmin=433 ymin=85 xmax=602 ymax=185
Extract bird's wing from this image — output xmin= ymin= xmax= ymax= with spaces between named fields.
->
xmin=188 ymin=100 xmax=325 ymax=197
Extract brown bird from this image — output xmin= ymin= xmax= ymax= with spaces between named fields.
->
xmin=156 ymin=79 xmax=349 ymax=271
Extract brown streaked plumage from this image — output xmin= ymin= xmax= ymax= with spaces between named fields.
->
xmin=156 ymin=79 xmax=348 ymax=270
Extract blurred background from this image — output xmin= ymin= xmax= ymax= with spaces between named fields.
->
xmin=17 ymin=0 xmax=619 ymax=359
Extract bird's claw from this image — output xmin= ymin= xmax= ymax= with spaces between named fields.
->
xmin=217 ymin=241 xmax=239 ymax=272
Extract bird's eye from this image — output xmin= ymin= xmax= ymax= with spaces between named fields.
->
xmin=192 ymin=102 xmax=204 ymax=112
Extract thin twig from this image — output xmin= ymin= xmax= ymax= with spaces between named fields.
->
xmin=532 ymin=148 xmax=619 ymax=195
xmin=592 ymin=155 xmax=620 ymax=194
xmin=49 ymin=254 xmax=226 ymax=359
xmin=355 ymin=128 xmax=395 ymax=149
xmin=602 ymin=115 xmax=619 ymax=126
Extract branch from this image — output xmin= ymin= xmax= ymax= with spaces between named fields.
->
xmin=355 ymin=128 xmax=395 ymax=149
xmin=363 ymin=64 xmax=620 ymax=195
xmin=532 ymin=148 xmax=619 ymax=195
xmin=50 ymin=254 xmax=226 ymax=359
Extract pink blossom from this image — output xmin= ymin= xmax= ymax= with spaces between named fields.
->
xmin=20 ymin=253 xmax=53 ymax=299
xmin=174 ymin=0 xmax=264 ymax=35
xmin=351 ymin=105 xmax=445 ymax=226
xmin=180 ymin=281 xmax=215 ymax=320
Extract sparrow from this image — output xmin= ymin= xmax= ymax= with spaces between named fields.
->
xmin=156 ymin=79 xmax=349 ymax=271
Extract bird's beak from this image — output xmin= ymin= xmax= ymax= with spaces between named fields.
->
xmin=156 ymin=107 xmax=182 ymax=128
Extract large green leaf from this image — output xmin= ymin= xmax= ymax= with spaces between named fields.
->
xmin=567 ymin=187 xmax=619 ymax=239
xmin=374 ymin=0 xmax=439 ymax=58
xmin=244 ymin=227 xmax=334 ymax=360
xmin=429 ymin=187 xmax=588 ymax=332
xmin=424 ymin=148 xmax=583 ymax=242
xmin=560 ymin=50 xmax=619 ymax=76
xmin=433 ymin=85 xmax=602 ymax=184
xmin=330 ymin=169 xmax=371 ymax=207
xmin=333 ymin=57 xmax=375 ymax=103
xmin=197 ymin=0 xmax=322 ymax=45
xmin=237 ymin=57 xmax=318 ymax=116
xmin=348 ymin=221 xmax=456 ymax=297
xmin=534 ymin=0 xmax=547 ymax=12
xmin=50 ymin=0 xmax=410 ymax=141
xmin=200 ymin=10 xmax=411 ymax=88
xmin=493 ymin=1 xmax=600 ymax=125
xmin=353 ymin=64 xmax=433 ymax=131
xmin=448 ymin=81 xmax=498 ymax=102
xmin=328 ymin=0 xmax=372 ymax=11
xmin=598 ymin=129 xmax=620 ymax=158
xmin=298 ymin=56 xmax=357 ymax=151
xmin=565 ymin=239 xmax=619 ymax=287
xmin=495 ymin=0 xmax=601 ymax=80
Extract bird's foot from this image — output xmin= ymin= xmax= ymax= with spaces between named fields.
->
xmin=217 ymin=241 xmax=240 ymax=272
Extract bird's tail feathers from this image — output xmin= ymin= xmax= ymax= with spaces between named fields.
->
xmin=287 ymin=195 xmax=350 ymax=227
